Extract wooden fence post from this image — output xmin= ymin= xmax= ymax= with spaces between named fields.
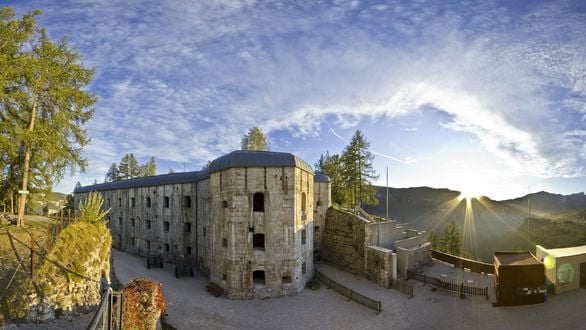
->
xmin=46 ymin=222 xmax=51 ymax=252
xmin=30 ymin=236 xmax=34 ymax=278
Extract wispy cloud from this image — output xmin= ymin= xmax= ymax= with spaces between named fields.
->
xmin=7 ymin=0 xmax=584 ymax=196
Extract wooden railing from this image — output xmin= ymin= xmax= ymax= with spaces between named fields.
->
xmin=315 ymin=270 xmax=382 ymax=313
xmin=407 ymin=271 xmax=489 ymax=298
xmin=430 ymin=250 xmax=494 ymax=275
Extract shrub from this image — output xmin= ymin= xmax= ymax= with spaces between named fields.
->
xmin=121 ymin=278 xmax=165 ymax=330
xmin=78 ymin=191 xmax=110 ymax=224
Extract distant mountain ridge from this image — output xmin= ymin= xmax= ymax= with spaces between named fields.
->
xmin=362 ymin=186 xmax=586 ymax=262
xmin=502 ymin=191 xmax=586 ymax=214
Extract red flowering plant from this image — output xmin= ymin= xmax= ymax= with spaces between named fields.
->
xmin=120 ymin=278 xmax=165 ymax=330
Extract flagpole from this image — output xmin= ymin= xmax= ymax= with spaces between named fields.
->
xmin=386 ymin=166 xmax=389 ymax=221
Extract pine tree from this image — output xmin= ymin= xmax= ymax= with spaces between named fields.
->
xmin=118 ymin=153 xmax=142 ymax=180
xmin=315 ymin=151 xmax=346 ymax=205
xmin=340 ymin=130 xmax=379 ymax=207
xmin=105 ymin=163 xmax=119 ymax=182
xmin=439 ymin=220 xmax=464 ymax=256
xmin=428 ymin=230 xmax=440 ymax=250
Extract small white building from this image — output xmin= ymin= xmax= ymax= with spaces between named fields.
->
xmin=535 ymin=245 xmax=586 ymax=294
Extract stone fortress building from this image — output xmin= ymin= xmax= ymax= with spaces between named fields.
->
xmin=75 ymin=150 xmax=331 ymax=299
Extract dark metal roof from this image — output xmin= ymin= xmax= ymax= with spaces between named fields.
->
xmin=209 ymin=150 xmax=313 ymax=173
xmin=314 ymin=173 xmax=330 ymax=183
xmin=494 ymin=252 xmax=541 ymax=266
xmin=74 ymin=169 xmax=210 ymax=194
xmin=75 ymin=151 xmax=314 ymax=194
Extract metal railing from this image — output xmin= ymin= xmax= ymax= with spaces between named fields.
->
xmin=315 ymin=270 xmax=382 ymax=314
xmin=87 ymin=287 xmax=122 ymax=330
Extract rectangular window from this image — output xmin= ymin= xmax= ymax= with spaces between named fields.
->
xmin=164 ymin=243 xmax=169 ymax=252
xmin=163 ymin=221 xmax=170 ymax=232
xmin=185 ymin=246 xmax=192 ymax=256
xmin=130 ymin=197 xmax=135 ymax=207
xmin=184 ymin=222 xmax=192 ymax=233
xmin=146 ymin=240 xmax=151 ymax=250
xmin=222 ymin=238 xmax=228 ymax=248
xmin=146 ymin=197 xmax=151 ymax=208
xmin=164 ymin=196 xmax=170 ymax=208
xmin=301 ymin=229 xmax=306 ymax=245
xmin=146 ymin=220 xmax=151 ymax=229
xmin=183 ymin=196 xmax=192 ymax=208
xmin=253 ymin=234 xmax=265 ymax=251
xmin=302 ymin=262 xmax=307 ymax=274
xmin=118 ymin=198 xmax=122 ymax=207
xmin=130 ymin=218 xmax=135 ymax=227
xmin=203 ymin=227 xmax=206 ymax=237
xmin=118 ymin=217 xmax=122 ymax=225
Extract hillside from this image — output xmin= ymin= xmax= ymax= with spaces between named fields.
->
xmin=362 ymin=186 xmax=586 ymax=262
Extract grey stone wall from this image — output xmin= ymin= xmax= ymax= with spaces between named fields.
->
xmin=365 ymin=246 xmax=394 ymax=288
xmin=321 ymin=207 xmax=430 ymax=284
xmin=74 ymin=151 xmax=330 ymax=300
xmin=97 ymin=181 xmax=199 ymax=265
xmin=321 ymin=208 xmax=371 ymax=275
xmin=209 ymin=166 xmax=314 ymax=299
xmin=313 ymin=180 xmax=331 ymax=255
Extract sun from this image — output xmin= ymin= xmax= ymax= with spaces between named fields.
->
xmin=456 ymin=185 xmax=484 ymax=202
xmin=458 ymin=190 xmax=481 ymax=202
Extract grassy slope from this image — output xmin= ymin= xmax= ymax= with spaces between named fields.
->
xmin=0 ymin=217 xmax=49 ymax=323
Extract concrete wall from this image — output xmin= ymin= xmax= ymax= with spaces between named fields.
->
xmin=536 ymin=245 xmax=586 ymax=294
xmin=397 ymin=243 xmax=432 ymax=278
xmin=371 ymin=221 xmax=406 ymax=249
xmin=395 ymin=236 xmax=424 ymax=250
xmin=365 ymin=246 xmax=395 ymax=288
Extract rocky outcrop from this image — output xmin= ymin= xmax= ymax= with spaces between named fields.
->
xmin=24 ymin=221 xmax=112 ymax=322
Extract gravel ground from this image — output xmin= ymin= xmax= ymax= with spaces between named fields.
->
xmin=110 ymin=250 xmax=586 ymax=330
xmin=5 ymin=249 xmax=585 ymax=329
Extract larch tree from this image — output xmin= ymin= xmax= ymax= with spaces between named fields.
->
xmin=1 ymin=8 xmax=97 ymax=226
xmin=142 ymin=156 xmax=156 ymax=177
xmin=241 ymin=126 xmax=270 ymax=151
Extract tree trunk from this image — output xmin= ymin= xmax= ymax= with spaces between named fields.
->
xmin=17 ymin=97 xmax=38 ymax=227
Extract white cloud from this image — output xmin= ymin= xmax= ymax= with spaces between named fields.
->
xmin=7 ymin=0 xmax=584 ymax=196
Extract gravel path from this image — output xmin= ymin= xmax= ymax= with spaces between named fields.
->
xmin=111 ymin=250 xmax=586 ymax=330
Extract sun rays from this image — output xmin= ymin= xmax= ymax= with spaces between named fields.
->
xmin=416 ymin=191 xmax=532 ymax=262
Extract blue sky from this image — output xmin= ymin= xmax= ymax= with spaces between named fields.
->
xmin=6 ymin=0 xmax=586 ymax=201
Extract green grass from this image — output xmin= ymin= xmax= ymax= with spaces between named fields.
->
xmin=0 ymin=215 xmax=111 ymax=325
xmin=0 ymin=216 xmax=50 ymax=323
